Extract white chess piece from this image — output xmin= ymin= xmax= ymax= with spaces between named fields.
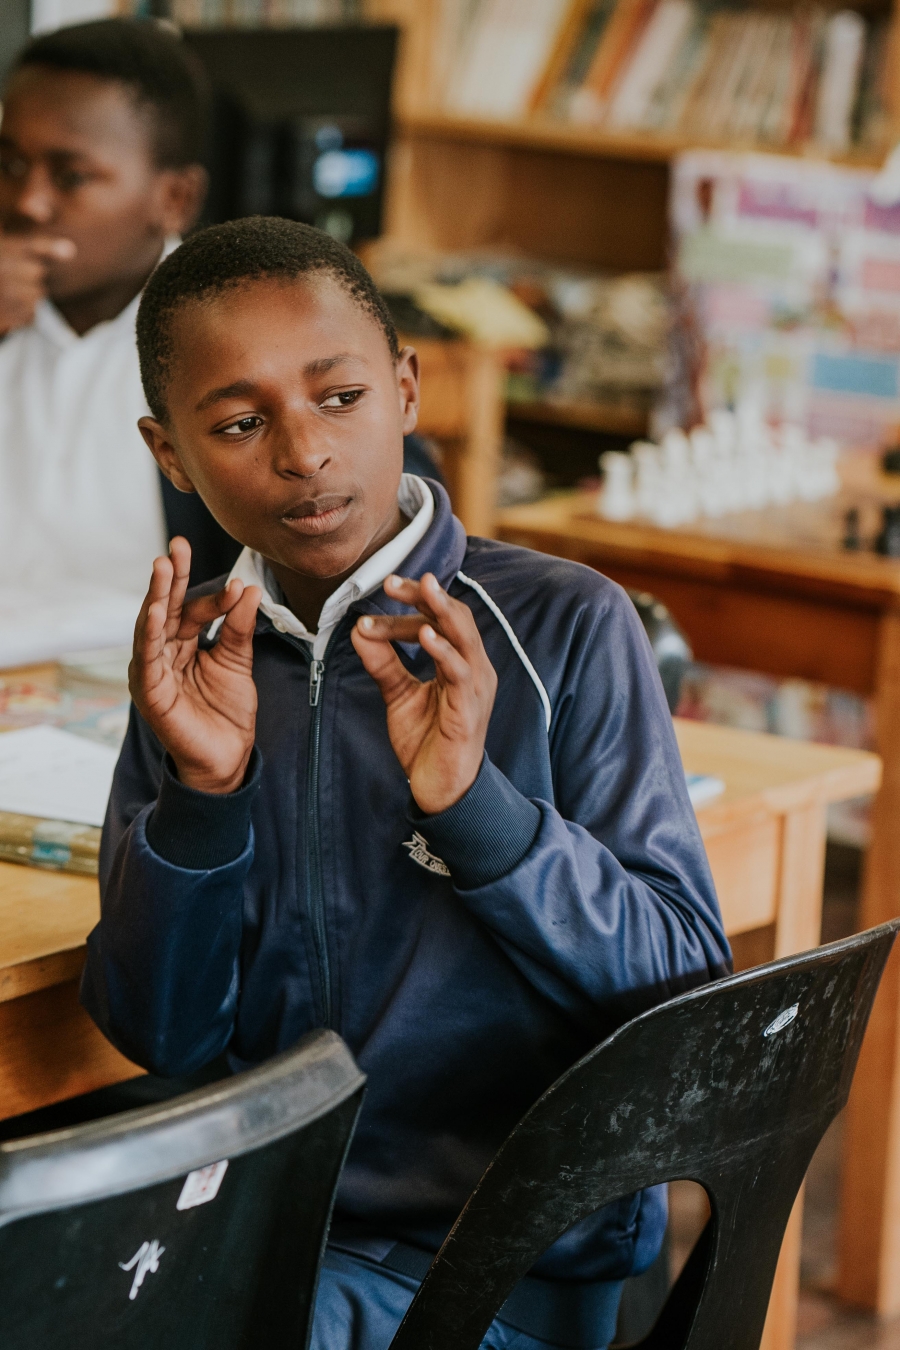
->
xmin=659 ymin=429 xmax=698 ymax=524
xmin=599 ymin=452 xmax=636 ymax=520
xmin=633 ymin=441 xmax=663 ymax=518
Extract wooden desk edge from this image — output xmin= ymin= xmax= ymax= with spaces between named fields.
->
xmin=0 ymin=945 xmax=86 ymax=1004
xmin=496 ymin=496 xmax=900 ymax=605
xmin=694 ymin=755 xmax=882 ymax=835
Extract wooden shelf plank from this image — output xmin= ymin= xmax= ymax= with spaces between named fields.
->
xmin=507 ymin=397 xmax=649 ymax=437
xmin=398 ymin=111 xmax=889 ymax=169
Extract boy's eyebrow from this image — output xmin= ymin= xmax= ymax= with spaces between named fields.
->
xmin=303 ymin=353 xmax=360 ymax=376
xmin=195 ymin=379 xmax=257 ymax=412
xmin=195 ymin=355 xmax=364 ymax=412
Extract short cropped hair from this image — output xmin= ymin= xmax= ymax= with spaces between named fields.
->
xmin=136 ymin=216 xmax=400 ymax=423
xmin=13 ymin=18 xmax=208 ymax=168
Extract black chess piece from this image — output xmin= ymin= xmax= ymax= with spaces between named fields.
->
xmin=842 ymin=507 xmax=861 ymax=550
xmin=876 ymin=504 xmax=900 ymax=556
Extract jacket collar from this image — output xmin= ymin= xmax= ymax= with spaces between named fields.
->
xmin=351 ymin=478 xmax=467 ymax=620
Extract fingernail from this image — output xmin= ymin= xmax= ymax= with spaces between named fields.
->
xmin=359 ymin=616 xmax=374 ymax=631
xmin=386 ymin=574 xmax=399 ymax=587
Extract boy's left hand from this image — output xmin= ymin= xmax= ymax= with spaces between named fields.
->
xmin=351 ymin=572 xmax=497 ymax=815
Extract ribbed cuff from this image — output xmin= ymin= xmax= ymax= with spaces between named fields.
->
xmin=410 ymin=755 xmax=541 ymax=889
xmin=145 ymin=748 xmax=262 ymax=870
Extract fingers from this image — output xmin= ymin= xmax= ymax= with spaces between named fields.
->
xmin=352 ymin=614 xmax=426 ymax=643
xmin=19 ymin=236 xmax=77 ymax=264
xmin=352 ymin=620 xmax=421 ymax=705
xmin=175 ymin=577 xmax=249 ymax=640
xmin=0 ymin=236 xmax=76 ymax=333
xmin=134 ymin=553 xmax=174 ymax=654
xmin=418 ymin=622 xmax=471 ymax=688
xmin=130 ymin=554 xmax=176 ymax=702
xmin=357 ymin=611 xmax=470 ymax=687
xmin=216 ymin=584 xmax=261 ymax=659
xmin=384 ymin=573 xmax=484 ymax=662
xmin=164 ymin=536 xmax=193 ymax=640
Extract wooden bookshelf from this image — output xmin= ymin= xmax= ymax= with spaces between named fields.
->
xmin=507 ymin=396 xmax=650 ymax=437
xmin=365 ymin=0 xmax=899 ymax=472
xmin=397 ymin=110 xmax=890 ymax=169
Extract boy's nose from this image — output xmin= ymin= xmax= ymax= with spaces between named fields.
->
xmin=273 ymin=424 xmax=333 ymax=479
xmin=10 ymin=166 xmax=56 ymax=226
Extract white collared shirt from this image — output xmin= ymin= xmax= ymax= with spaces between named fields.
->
xmin=0 ymin=243 xmax=176 ymax=595
xmin=217 ymin=474 xmax=434 ymax=661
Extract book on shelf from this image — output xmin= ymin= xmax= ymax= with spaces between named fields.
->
xmin=431 ymin=0 xmax=890 ymax=156
xmin=167 ymin=0 xmax=356 ymax=27
xmin=443 ymin=0 xmax=574 ymax=119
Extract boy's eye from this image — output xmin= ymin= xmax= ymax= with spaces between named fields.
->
xmin=321 ymin=389 xmax=364 ymax=409
xmin=52 ymin=169 xmax=91 ymax=192
xmin=0 ymin=154 xmax=28 ymax=181
xmin=220 ymin=416 xmax=263 ymax=436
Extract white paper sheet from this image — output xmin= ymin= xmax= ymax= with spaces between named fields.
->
xmin=0 ymin=725 xmax=119 ymax=827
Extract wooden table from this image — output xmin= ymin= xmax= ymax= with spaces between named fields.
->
xmin=0 ymin=715 xmax=878 ymax=1350
xmin=496 ymin=470 xmax=900 ymax=1318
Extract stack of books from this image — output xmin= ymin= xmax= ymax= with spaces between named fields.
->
xmin=168 ymin=0 xmax=357 ymax=27
xmin=0 ymin=659 xmax=129 ymax=879
xmin=432 ymin=0 xmax=889 ymax=155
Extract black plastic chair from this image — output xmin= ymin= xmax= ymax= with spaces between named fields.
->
xmin=0 ymin=1028 xmax=364 ymax=1349
xmin=388 ymin=922 xmax=898 ymax=1350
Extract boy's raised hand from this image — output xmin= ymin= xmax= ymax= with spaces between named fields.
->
xmin=0 ymin=234 xmax=76 ymax=334
xmin=130 ymin=537 xmax=261 ymax=795
xmin=351 ymin=573 xmax=497 ymax=815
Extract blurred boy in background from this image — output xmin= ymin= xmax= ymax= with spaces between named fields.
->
xmin=0 ymin=16 xmax=438 ymax=608
xmin=0 ymin=19 xmax=220 ymax=593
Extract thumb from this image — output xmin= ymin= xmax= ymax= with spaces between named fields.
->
xmin=215 ymin=584 xmax=261 ymax=661
xmin=24 ymin=236 xmax=77 ymax=263
xmin=352 ymin=620 xmax=419 ymax=705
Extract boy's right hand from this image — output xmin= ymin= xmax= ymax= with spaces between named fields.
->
xmin=130 ymin=537 xmax=261 ymax=795
xmin=0 ymin=234 xmax=76 ymax=333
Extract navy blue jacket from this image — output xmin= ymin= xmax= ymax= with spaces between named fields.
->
xmin=82 ymin=480 xmax=730 ymax=1287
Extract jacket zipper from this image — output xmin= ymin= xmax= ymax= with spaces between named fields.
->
xmin=306 ymin=658 xmax=331 ymax=1025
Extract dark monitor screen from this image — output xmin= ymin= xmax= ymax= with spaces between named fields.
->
xmin=183 ymin=25 xmax=397 ymax=245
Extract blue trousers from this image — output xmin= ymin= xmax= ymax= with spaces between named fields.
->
xmin=311 ymin=1247 xmax=611 ymax=1350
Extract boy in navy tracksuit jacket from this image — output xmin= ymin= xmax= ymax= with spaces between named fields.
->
xmin=81 ymin=217 xmax=730 ymax=1350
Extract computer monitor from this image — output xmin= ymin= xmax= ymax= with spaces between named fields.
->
xmin=183 ymin=25 xmax=397 ymax=245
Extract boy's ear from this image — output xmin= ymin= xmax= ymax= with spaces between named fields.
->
xmin=138 ymin=416 xmax=197 ymax=494
xmin=396 ymin=345 xmax=420 ymax=435
xmin=156 ymin=163 xmax=209 ymax=238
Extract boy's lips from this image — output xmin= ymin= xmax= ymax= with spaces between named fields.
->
xmin=280 ymin=495 xmax=353 ymax=536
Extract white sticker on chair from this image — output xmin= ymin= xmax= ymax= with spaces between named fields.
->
xmin=176 ymin=1159 xmax=229 ymax=1211
xmin=764 ymin=1003 xmax=799 ymax=1038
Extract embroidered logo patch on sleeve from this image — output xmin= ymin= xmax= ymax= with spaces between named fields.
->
xmin=402 ymin=832 xmax=450 ymax=877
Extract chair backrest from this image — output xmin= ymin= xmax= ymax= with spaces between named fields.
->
xmin=388 ymin=922 xmax=899 ymax=1350
xmin=0 ymin=1028 xmax=364 ymax=1350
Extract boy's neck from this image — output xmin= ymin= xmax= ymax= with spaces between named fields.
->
xmin=51 ymin=240 xmax=166 ymax=336
xmin=268 ymin=501 xmax=408 ymax=633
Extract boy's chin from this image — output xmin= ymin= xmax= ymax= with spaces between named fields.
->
xmin=268 ymin=534 xmax=371 ymax=582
